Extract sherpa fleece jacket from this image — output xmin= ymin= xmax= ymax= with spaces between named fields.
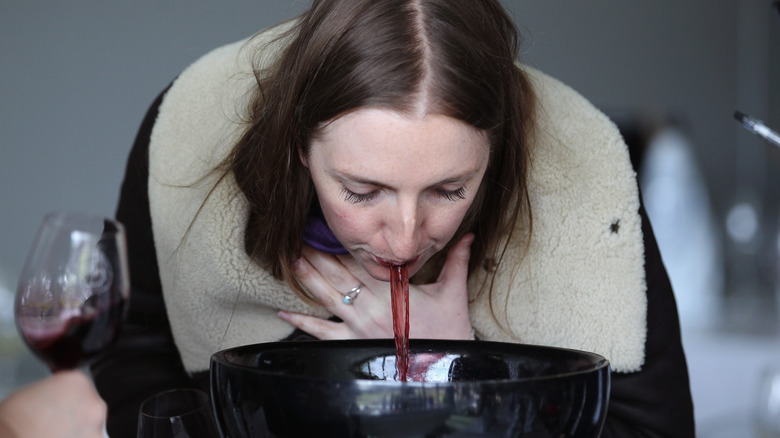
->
xmin=92 ymin=21 xmax=695 ymax=438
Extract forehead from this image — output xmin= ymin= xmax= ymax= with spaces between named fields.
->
xmin=310 ymin=108 xmax=489 ymax=181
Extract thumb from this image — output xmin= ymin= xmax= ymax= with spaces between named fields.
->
xmin=436 ymin=233 xmax=475 ymax=287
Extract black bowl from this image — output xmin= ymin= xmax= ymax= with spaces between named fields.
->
xmin=210 ymin=339 xmax=610 ymax=438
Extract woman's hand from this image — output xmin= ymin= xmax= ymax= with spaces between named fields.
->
xmin=0 ymin=370 xmax=107 ymax=438
xmin=279 ymin=233 xmax=475 ymax=340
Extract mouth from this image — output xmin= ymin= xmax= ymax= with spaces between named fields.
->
xmin=375 ymin=254 xmax=421 ymax=267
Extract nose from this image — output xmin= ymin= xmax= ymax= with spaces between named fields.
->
xmin=383 ymin=197 xmax=421 ymax=261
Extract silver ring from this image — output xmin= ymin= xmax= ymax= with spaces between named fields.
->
xmin=342 ymin=284 xmax=362 ymax=305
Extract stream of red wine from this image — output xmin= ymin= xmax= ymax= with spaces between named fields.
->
xmin=390 ymin=264 xmax=410 ymax=381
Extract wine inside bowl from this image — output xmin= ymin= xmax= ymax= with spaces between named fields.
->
xmin=15 ymin=211 xmax=130 ymax=372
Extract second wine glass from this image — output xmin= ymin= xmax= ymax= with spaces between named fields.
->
xmin=137 ymin=388 xmax=220 ymax=438
xmin=14 ymin=211 xmax=130 ymax=372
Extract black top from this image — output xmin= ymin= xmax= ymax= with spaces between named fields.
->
xmin=91 ymin=87 xmax=696 ymax=438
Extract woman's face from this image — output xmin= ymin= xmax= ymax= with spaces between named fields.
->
xmin=303 ymin=107 xmax=490 ymax=281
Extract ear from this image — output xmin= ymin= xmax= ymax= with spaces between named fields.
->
xmin=298 ymin=147 xmax=309 ymax=168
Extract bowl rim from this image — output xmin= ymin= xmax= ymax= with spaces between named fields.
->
xmin=209 ymin=339 xmax=611 ymax=384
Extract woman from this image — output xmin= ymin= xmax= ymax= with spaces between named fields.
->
xmin=93 ymin=0 xmax=695 ymax=436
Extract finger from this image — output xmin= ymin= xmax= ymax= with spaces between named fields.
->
xmin=435 ymin=233 xmax=474 ymax=288
xmin=336 ymin=254 xmax=389 ymax=299
xmin=300 ymin=246 xmax=365 ymax=297
xmin=292 ymin=256 xmax=351 ymax=314
xmin=278 ymin=311 xmax=352 ymax=340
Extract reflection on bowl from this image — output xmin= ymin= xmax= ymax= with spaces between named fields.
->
xmin=210 ymin=339 xmax=610 ymax=437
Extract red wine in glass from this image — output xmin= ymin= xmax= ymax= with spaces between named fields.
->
xmin=15 ymin=211 xmax=130 ymax=372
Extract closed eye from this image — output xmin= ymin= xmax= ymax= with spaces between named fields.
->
xmin=341 ymin=187 xmax=379 ymax=204
xmin=340 ymin=186 xmax=467 ymax=203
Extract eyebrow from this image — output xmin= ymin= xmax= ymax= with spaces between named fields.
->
xmin=332 ymin=168 xmax=483 ymax=189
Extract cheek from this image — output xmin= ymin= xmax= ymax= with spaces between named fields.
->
xmin=318 ymin=198 xmax=374 ymax=243
xmin=426 ymin=204 xmax=472 ymax=239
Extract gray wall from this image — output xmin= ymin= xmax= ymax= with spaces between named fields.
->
xmin=0 ymin=1 xmax=304 ymax=286
xmin=1 ymin=0 xmax=779 ymax=431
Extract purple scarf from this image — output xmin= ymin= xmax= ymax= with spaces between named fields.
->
xmin=302 ymin=206 xmax=349 ymax=255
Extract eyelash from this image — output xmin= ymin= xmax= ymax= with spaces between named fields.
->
xmin=340 ymin=187 xmax=467 ymax=204
xmin=436 ymin=187 xmax=467 ymax=201
xmin=341 ymin=188 xmax=379 ymax=204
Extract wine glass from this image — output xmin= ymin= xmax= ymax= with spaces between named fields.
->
xmin=14 ymin=211 xmax=130 ymax=372
xmin=137 ymin=388 xmax=220 ymax=438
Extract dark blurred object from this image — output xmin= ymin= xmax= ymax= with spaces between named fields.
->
xmin=210 ymin=339 xmax=610 ymax=438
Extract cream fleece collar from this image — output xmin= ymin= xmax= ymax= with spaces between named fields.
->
xmin=148 ymin=22 xmax=646 ymax=374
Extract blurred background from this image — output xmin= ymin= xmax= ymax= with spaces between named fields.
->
xmin=1 ymin=1 xmax=779 ymax=435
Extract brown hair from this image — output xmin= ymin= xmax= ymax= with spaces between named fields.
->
xmin=224 ymin=0 xmax=535 ymax=300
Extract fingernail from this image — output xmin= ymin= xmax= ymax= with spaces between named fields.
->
xmin=278 ymin=310 xmax=290 ymax=321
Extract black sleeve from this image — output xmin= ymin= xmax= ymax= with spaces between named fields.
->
xmin=600 ymin=198 xmax=696 ymax=437
xmin=90 ymin=86 xmax=210 ymax=438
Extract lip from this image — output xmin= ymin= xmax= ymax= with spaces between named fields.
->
xmin=375 ymin=254 xmax=421 ymax=267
